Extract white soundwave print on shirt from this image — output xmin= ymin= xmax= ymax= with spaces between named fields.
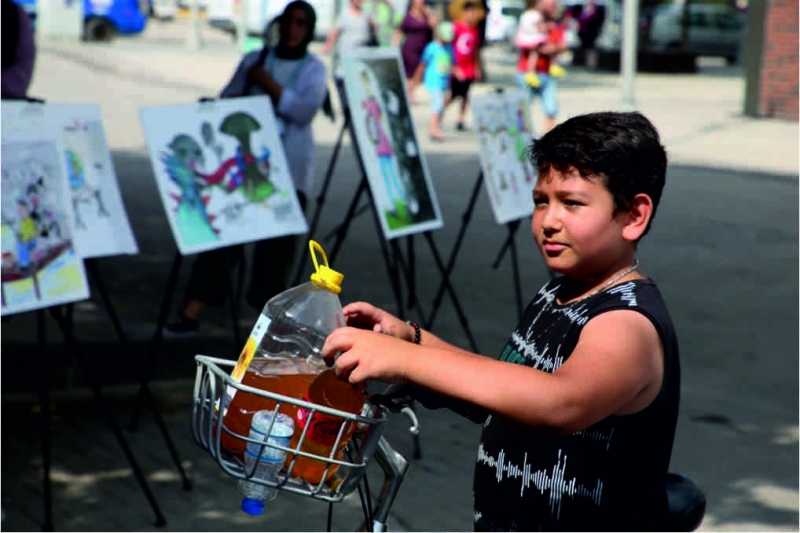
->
xmin=477 ymin=445 xmax=603 ymax=521
xmin=574 ymin=427 xmax=615 ymax=451
xmin=607 ymin=281 xmax=638 ymax=307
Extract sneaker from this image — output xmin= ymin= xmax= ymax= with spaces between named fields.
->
xmin=523 ymin=72 xmax=542 ymax=88
xmin=456 ymin=122 xmax=467 ymax=132
xmin=163 ymin=313 xmax=199 ymax=338
xmin=549 ymin=64 xmax=567 ymax=78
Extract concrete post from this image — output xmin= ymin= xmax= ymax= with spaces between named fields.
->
xmin=36 ymin=0 xmax=84 ymax=41
xmin=742 ymin=0 xmax=767 ymax=117
xmin=186 ymin=0 xmax=204 ymax=50
xmin=620 ymin=0 xmax=640 ymax=110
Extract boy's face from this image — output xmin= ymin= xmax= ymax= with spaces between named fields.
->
xmin=463 ymin=6 xmax=477 ymax=25
xmin=531 ymin=167 xmax=640 ymax=276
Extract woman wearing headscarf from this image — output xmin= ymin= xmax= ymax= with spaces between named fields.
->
xmin=165 ymin=0 xmax=331 ymax=336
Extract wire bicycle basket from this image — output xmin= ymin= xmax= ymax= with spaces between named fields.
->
xmin=191 ymin=355 xmax=417 ymax=530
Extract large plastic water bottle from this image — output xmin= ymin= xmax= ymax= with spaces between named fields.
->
xmin=239 ymin=410 xmax=294 ymax=515
xmin=220 ymin=240 xmax=349 ymax=462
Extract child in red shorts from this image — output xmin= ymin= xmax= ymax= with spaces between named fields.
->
xmin=444 ymin=0 xmax=482 ymax=132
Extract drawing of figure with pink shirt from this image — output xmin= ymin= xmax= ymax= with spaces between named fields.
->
xmin=359 ymin=68 xmax=410 ymax=218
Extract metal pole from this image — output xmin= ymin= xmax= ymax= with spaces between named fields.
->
xmin=620 ymin=0 xmax=640 ymax=111
xmin=186 ymin=0 xmax=203 ymax=50
xmin=237 ymin=0 xmax=248 ymax=52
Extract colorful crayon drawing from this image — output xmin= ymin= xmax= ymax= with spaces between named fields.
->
xmin=139 ymin=96 xmax=308 ymax=256
xmin=1 ymin=138 xmax=90 ymax=316
xmin=49 ymin=103 xmax=139 ymax=259
xmin=342 ymin=47 xmax=444 ymax=240
xmin=472 ymin=89 xmax=539 ymax=225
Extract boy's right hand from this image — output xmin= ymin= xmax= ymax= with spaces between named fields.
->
xmin=342 ymin=301 xmax=415 ymax=343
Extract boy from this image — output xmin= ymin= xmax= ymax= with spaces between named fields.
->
xmin=446 ymin=0 xmax=482 ymax=132
xmin=412 ymin=21 xmax=454 ymax=142
xmin=322 ymin=111 xmax=680 ymax=531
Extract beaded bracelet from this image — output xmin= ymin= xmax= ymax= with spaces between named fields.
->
xmin=407 ymin=320 xmax=421 ymax=344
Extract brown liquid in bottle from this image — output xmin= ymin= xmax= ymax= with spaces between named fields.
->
xmin=285 ymin=369 xmax=366 ymax=486
xmin=219 ymin=357 xmax=319 ymax=462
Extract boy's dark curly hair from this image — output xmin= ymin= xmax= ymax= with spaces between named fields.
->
xmin=530 ymin=111 xmax=668 ymax=238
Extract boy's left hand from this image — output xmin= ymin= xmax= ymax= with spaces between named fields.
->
xmin=322 ymin=326 xmax=411 ymax=387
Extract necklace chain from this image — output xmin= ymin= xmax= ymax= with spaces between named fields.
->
xmin=550 ymin=259 xmax=641 ymax=306
xmin=526 ymin=260 xmax=641 ymax=347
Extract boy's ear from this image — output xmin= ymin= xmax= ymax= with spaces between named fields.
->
xmin=620 ymin=193 xmax=653 ymax=242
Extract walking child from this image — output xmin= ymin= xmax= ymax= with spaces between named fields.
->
xmin=322 ymin=111 xmax=681 ymax=531
xmin=412 ymin=20 xmax=455 ymax=142
xmin=445 ymin=0 xmax=483 ymax=132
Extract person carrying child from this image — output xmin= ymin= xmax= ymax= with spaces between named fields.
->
xmin=412 ymin=20 xmax=455 ymax=142
xmin=515 ymin=0 xmax=567 ymax=89
xmin=444 ymin=0 xmax=483 ymax=132
xmin=516 ymin=0 xmax=568 ymax=134
xmin=321 ymin=111 xmax=681 ymax=531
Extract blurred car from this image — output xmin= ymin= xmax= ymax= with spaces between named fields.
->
xmin=14 ymin=0 xmax=148 ymax=41
xmin=642 ymin=2 xmax=745 ymax=63
xmin=485 ymin=0 xmax=525 ymax=43
xmin=595 ymin=0 xmax=746 ymax=65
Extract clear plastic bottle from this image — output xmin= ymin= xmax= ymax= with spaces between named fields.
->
xmin=239 ymin=410 xmax=294 ymax=515
xmin=219 ymin=240 xmax=348 ymax=462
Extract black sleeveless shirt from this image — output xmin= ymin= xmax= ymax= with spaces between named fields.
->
xmin=473 ymin=277 xmax=681 ymax=532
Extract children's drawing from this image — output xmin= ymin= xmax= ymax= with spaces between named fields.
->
xmin=138 ymin=96 xmax=308 ymax=256
xmin=342 ymin=47 xmax=444 ymax=240
xmin=0 ymin=112 xmax=90 ymax=315
xmin=472 ymin=89 xmax=539 ymax=225
xmin=48 ymin=103 xmax=139 ymax=258
xmin=3 ymin=102 xmax=138 ymax=259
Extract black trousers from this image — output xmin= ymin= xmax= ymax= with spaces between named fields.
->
xmin=184 ymin=191 xmax=308 ymax=311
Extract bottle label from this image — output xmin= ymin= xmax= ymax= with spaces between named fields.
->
xmin=295 ymin=393 xmax=349 ymax=447
xmin=245 ymin=434 xmax=292 ymax=464
xmin=220 ymin=315 xmax=272 ymax=415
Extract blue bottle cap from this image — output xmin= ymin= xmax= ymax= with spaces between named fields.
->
xmin=241 ymin=498 xmax=265 ymax=515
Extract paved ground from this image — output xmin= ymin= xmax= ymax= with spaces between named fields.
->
xmin=1 ymin=16 xmax=798 ymax=532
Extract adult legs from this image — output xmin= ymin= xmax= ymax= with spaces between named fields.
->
xmin=168 ymin=244 xmax=246 ymax=334
xmin=245 ymin=192 xmax=308 ymax=311
xmin=538 ymin=74 xmax=559 ymax=134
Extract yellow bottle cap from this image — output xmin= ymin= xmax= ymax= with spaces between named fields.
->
xmin=308 ymin=240 xmax=344 ymax=294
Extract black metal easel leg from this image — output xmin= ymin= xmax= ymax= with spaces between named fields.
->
xmin=129 ymin=251 xmax=183 ymax=432
xmin=292 ymin=116 xmax=351 ymax=287
xmin=425 ymin=172 xmax=484 ymax=331
xmin=422 ymin=232 xmax=480 ymax=353
xmin=491 ymin=221 xmax=525 ymax=320
xmin=405 ymin=236 xmax=416 ymax=311
xmin=389 ymin=239 xmax=429 ymax=326
xmin=49 ymin=305 xmax=167 ymax=527
xmin=36 ymin=309 xmax=54 ymax=532
xmin=85 ymin=259 xmax=192 ymax=491
xmin=225 ymin=249 xmax=242 ymax=349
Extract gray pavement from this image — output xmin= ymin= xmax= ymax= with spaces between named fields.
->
xmin=2 ymin=16 xmax=798 ymax=532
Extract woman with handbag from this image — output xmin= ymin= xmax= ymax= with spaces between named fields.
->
xmin=165 ymin=0 xmax=331 ymax=336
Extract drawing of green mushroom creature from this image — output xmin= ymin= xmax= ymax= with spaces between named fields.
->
xmin=219 ymin=112 xmax=276 ymax=203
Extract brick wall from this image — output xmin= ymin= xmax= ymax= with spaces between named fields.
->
xmin=758 ymin=0 xmax=798 ymax=120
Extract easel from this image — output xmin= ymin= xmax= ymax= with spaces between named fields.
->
xmin=128 ymin=96 xmax=253 ymax=431
xmin=2 ymin=96 xmax=180 ymax=529
xmin=127 ymin=245 xmax=245 ymax=432
xmin=287 ymin=89 xmax=480 ymax=459
xmin=291 ymin=106 xmax=480 ymax=353
xmin=426 ymin=88 xmax=553 ymax=330
xmin=32 ymin=302 xmax=168 ymax=530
